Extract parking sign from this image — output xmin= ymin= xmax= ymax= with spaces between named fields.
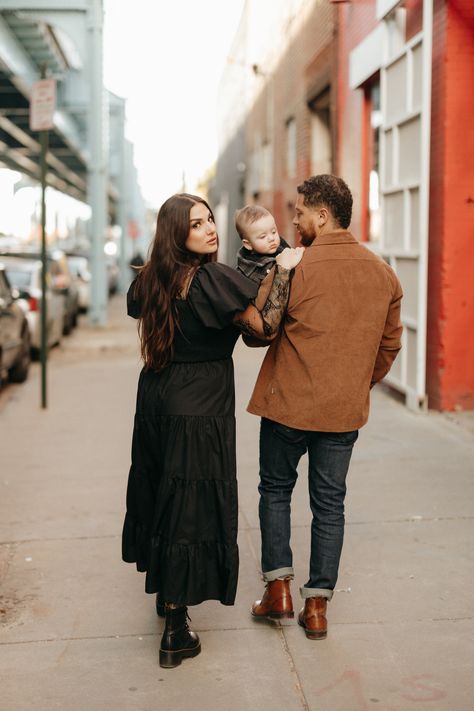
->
xmin=30 ymin=79 xmax=56 ymax=131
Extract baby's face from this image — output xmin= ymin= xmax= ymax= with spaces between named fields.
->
xmin=242 ymin=215 xmax=281 ymax=255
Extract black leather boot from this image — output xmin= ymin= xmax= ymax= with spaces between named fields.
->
xmin=159 ymin=606 xmax=201 ymax=669
xmin=156 ymin=594 xmax=165 ymax=618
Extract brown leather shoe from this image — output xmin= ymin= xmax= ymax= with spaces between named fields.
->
xmin=298 ymin=596 xmax=328 ymax=639
xmin=251 ymin=579 xmax=294 ymax=620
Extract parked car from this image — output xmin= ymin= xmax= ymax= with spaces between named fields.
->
xmin=0 ymin=264 xmax=31 ymax=384
xmin=65 ymin=253 xmax=91 ymax=313
xmin=0 ymin=256 xmax=65 ymax=357
xmin=46 ymin=250 xmax=80 ymax=334
xmin=66 ymin=251 xmax=119 ymax=300
xmin=0 ymin=250 xmax=80 ymax=335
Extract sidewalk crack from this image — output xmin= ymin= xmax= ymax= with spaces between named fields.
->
xmin=279 ymin=627 xmax=310 ymax=711
xmin=0 ymin=533 xmax=121 ymax=547
xmin=238 ymin=515 xmax=474 ymax=532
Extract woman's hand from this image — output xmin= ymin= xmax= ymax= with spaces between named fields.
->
xmin=275 ymin=246 xmax=305 ymax=270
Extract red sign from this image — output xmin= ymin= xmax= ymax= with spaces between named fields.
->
xmin=30 ymin=79 xmax=56 ymax=131
xmin=128 ymin=220 xmax=139 ymax=240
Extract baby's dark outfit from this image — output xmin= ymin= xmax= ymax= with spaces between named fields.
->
xmin=236 ymin=238 xmax=289 ymax=285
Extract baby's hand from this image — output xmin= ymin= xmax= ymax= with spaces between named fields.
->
xmin=275 ymin=246 xmax=305 ymax=270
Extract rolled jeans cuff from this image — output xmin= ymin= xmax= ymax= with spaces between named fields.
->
xmin=262 ymin=567 xmax=294 ymax=582
xmin=300 ymin=586 xmax=333 ymax=601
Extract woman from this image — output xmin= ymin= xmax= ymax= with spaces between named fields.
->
xmin=122 ymin=193 xmax=303 ymax=669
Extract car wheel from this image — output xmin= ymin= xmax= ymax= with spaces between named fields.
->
xmin=9 ymin=327 xmax=31 ymax=383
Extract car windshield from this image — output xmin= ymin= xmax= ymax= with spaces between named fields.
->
xmin=4 ymin=267 xmax=33 ymax=289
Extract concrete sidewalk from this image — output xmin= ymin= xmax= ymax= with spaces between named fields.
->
xmin=1 ymin=297 xmax=473 ymax=711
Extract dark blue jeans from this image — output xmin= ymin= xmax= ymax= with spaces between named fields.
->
xmin=258 ymin=418 xmax=358 ymax=600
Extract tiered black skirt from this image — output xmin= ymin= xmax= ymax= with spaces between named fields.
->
xmin=122 ymin=359 xmax=238 ymax=606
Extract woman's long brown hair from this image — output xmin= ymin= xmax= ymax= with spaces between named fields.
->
xmin=133 ymin=193 xmax=216 ymax=371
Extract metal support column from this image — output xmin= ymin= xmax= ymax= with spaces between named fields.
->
xmin=117 ymin=101 xmax=129 ymax=294
xmin=87 ymin=0 xmax=107 ymax=325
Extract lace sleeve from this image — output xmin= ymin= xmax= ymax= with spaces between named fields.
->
xmin=235 ymin=265 xmax=291 ymax=339
xmin=260 ymin=266 xmax=291 ymax=336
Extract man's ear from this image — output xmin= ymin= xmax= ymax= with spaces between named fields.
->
xmin=242 ymin=238 xmax=252 ymax=250
xmin=318 ymin=207 xmax=330 ymax=227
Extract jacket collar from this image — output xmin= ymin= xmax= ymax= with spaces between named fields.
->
xmin=308 ymin=231 xmax=358 ymax=247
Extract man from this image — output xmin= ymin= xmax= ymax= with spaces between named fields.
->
xmin=247 ymin=174 xmax=403 ymax=640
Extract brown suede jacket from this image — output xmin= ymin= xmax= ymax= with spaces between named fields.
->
xmin=247 ymin=231 xmax=403 ymax=432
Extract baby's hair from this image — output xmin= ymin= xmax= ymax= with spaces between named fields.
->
xmin=235 ymin=204 xmax=271 ymax=239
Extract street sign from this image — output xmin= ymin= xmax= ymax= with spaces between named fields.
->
xmin=30 ymin=79 xmax=56 ymax=132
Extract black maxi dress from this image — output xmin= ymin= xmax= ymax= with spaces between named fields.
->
xmin=122 ymin=262 xmax=258 ymax=607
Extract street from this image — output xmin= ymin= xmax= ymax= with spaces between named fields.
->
xmin=1 ymin=296 xmax=473 ymax=711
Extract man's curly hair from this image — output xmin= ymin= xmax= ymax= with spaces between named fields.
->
xmin=297 ymin=175 xmax=352 ymax=229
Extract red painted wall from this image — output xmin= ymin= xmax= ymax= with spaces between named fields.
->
xmin=427 ymin=0 xmax=474 ymax=410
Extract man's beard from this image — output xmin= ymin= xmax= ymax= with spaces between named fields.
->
xmin=299 ymin=229 xmax=316 ymax=247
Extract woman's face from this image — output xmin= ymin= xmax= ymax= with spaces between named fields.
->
xmin=184 ymin=202 xmax=218 ymax=255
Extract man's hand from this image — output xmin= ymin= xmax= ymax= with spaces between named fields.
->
xmin=275 ymin=247 xmax=305 ymax=270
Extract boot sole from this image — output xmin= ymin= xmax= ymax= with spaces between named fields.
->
xmin=159 ymin=643 xmax=201 ymax=669
xmin=251 ymin=610 xmax=294 ymax=621
xmin=298 ymin=618 xmax=327 ymax=640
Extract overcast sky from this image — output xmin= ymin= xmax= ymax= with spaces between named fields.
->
xmin=103 ymin=0 xmax=245 ymax=209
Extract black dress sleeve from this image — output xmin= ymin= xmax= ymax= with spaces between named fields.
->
xmin=127 ymin=278 xmax=141 ymax=319
xmin=187 ymin=262 xmax=258 ymax=329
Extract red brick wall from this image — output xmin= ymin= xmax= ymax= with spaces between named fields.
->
xmin=427 ymin=0 xmax=474 ymax=409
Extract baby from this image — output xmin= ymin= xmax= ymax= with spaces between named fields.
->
xmin=235 ymin=205 xmax=290 ymax=285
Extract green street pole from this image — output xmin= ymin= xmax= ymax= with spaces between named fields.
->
xmin=39 ymin=63 xmax=48 ymax=409
xmin=40 ymin=126 xmax=48 ymax=409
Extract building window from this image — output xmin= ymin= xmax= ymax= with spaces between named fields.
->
xmin=309 ymin=87 xmax=332 ymax=175
xmin=363 ymin=77 xmax=382 ymax=241
xmin=286 ymin=118 xmax=296 ymax=178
